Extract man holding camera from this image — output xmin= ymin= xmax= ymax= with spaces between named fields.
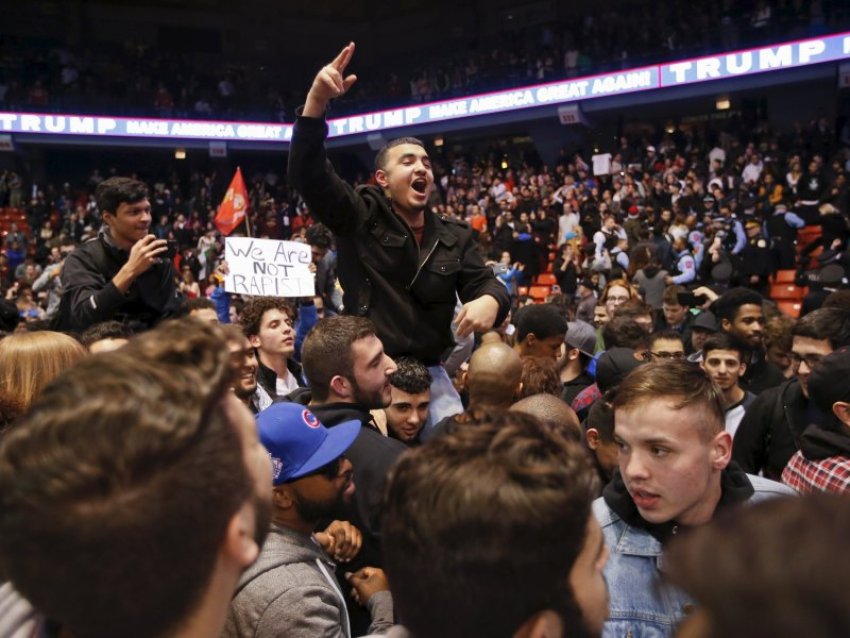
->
xmin=57 ymin=176 xmax=183 ymax=332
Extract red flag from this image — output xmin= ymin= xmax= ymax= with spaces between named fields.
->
xmin=215 ymin=168 xmax=248 ymax=236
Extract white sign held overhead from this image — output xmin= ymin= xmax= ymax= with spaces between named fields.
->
xmin=224 ymin=237 xmax=315 ymax=298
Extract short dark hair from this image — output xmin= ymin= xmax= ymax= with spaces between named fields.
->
xmin=301 ymin=315 xmax=376 ymax=402
xmin=586 ymin=391 xmax=615 ymax=442
xmin=95 ymin=177 xmax=148 ymax=215
xmin=603 ymin=316 xmax=650 ymax=350
xmin=382 ymin=410 xmax=596 ymax=638
xmin=79 ymin=320 xmax=133 ymax=347
xmin=822 ymin=289 xmax=850 ymax=311
xmin=305 ymin=223 xmax=333 ymax=250
xmin=648 ymin=328 xmax=685 ymax=350
xmin=702 ymin=332 xmax=745 ymax=359
xmin=665 ymin=494 xmax=850 ymax=638
xmin=0 ymin=319 xmax=253 ymax=638
xmin=712 ymin=287 xmax=764 ymax=323
xmin=238 ymin=297 xmax=295 ymax=337
xmin=187 ymin=297 xmax=216 ymax=313
xmin=515 ymin=303 xmax=569 ymax=342
xmin=792 ymin=307 xmax=850 ymax=350
xmin=374 ymin=136 xmax=426 ymax=172
xmin=389 ymin=356 xmax=432 ymax=394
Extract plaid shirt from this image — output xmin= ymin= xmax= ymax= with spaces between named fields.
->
xmin=782 ymin=451 xmax=850 ymax=495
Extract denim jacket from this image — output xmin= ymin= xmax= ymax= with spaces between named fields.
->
xmin=594 ymin=473 xmax=795 ymax=638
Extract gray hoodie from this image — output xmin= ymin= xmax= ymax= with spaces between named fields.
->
xmin=223 ymin=524 xmax=393 ymax=638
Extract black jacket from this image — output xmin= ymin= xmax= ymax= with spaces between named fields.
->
xmin=288 ymin=115 xmax=510 ymax=364
xmin=732 ymin=378 xmax=809 ymax=480
xmin=57 ymin=231 xmax=182 ymax=332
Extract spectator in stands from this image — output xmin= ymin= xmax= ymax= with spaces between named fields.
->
xmin=584 ymin=393 xmax=619 ymax=487
xmin=513 ymin=303 xmax=569 ymax=360
xmin=712 ymin=287 xmax=785 ymax=394
xmin=288 ymin=42 xmax=510 ymax=429
xmin=0 ymin=331 xmax=87 ymax=426
xmin=286 ymin=315 xmax=405 ymax=624
xmin=656 ymin=285 xmax=693 ymax=345
xmin=782 ymin=348 xmax=850 ymax=494
xmin=305 ymin=223 xmax=340 ymax=315
xmin=734 ymin=307 xmax=850 ymax=480
xmin=186 ymin=296 xmax=219 ymax=323
xmin=239 ymin=297 xmax=304 ymax=411
xmin=31 ymin=238 xmax=75 ymax=321
xmin=222 ymin=324 xmax=261 ymax=414
xmin=79 ymin=320 xmax=132 ymax=354
xmin=645 ymin=329 xmax=686 ymax=361
xmin=381 ymin=356 xmax=432 ymax=446
xmin=510 ymin=393 xmax=583 ymax=444
xmin=701 ymin=333 xmax=756 ymax=438
xmin=576 ymin=277 xmax=598 ymax=324
xmin=612 ymin=299 xmax=655 ymax=333
xmin=225 ymin=402 xmax=394 ymax=638
xmin=665 ymin=495 xmax=850 ymax=638
xmin=560 ymin=320 xmax=597 ymax=405
xmin=428 ymin=341 xmax=524 ymax=439
xmin=56 ymin=177 xmax=182 ymax=332
xmin=596 ymin=361 xmax=794 ymax=638
xmin=519 ymin=356 xmax=562 ymax=399
xmin=383 ymin=411 xmax=609 ymax=638
xmin=0 ymin=319 xmax=272 ymax=638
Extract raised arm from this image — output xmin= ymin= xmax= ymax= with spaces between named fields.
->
xmin=303 ymin=42 xmax=358 ymax=118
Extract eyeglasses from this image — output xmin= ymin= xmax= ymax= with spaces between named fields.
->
xmin=302 ymin=455 xmax=346 ymax=480
xmin=646 ymin=351 xmax=686 ymax=360
xmin=788 ymin=352 xmax=824 ymax=369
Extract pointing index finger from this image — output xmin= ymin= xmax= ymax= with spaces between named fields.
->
xmin=331 ymin=41 xmax=355 ymax=72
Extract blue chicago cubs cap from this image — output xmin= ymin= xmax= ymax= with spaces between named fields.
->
xmin=257 ymin=403 xmax=360 ymax=485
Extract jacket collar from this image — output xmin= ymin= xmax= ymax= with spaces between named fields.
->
xmin=800 ymin=420 xmax=850 ymax=459
xmin=603 ymin=462 xmax=755 ymax=545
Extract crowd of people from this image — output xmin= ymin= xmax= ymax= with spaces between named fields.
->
xmin=2 ymin=0 xmax=849 ymax=121
xmin=0 ymin=40 xmax=850 ymax=638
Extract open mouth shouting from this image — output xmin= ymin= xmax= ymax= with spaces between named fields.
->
xmin=411 ymin=177 xmax=428 ymax=196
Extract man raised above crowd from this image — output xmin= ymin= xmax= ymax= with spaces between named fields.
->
xmin=288 ymin=42 xmax=510 ymax=424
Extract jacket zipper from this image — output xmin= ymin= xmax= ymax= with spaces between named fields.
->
xmin=409 ymin=239 xmax=440 ymax=289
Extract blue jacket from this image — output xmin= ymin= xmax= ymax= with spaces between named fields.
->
xmin=594 ymin=470 xmax=795 ymax=638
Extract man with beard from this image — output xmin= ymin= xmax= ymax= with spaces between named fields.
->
xmin=225 ymin=403 xmax=394 ymax=638
xmin=0 ymin=318 xmax=272 ymax=638
xmin=595 ymin=361 xmax=793 ymax=638
xmin=223 ymin=324 xmax=261 ymax=413
xmin=288 ymin=42 xmax=510 ymax=427
xmin=284 ymin=316 xmax=406 ymax=633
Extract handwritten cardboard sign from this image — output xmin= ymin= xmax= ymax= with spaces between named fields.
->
xmin=224 ymin=237 xmax=315 ymax=298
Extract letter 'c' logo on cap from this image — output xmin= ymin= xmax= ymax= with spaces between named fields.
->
xmin=302 ymin=409 xmax=320 ymax=429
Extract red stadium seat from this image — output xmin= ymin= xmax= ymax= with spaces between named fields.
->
xmin=517 ymin=286 xmax=529 ymax=297
xmin=772 ymin=270 xmax=796 ymax=284
xmin=535 ymin=273 xmax=557 ymax=286
xmin=769 ymin=283 xmax=807 ymax=301
xmin=776 ymin=301 xmax=802 ymax=319
xmin=529 ymin=285 xmax=550 ymax=301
